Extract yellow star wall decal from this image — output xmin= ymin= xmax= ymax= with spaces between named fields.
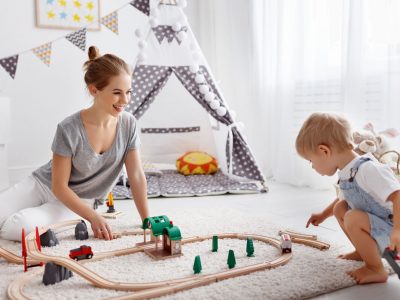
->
xmin=85 ymin=14 xmax=94 ymax=22
xmin=73 ymin=13 xmax=80 ymax=22
xmin=73 ymin=1 xmax=81 ymax=8
xmin=47 ymin=10 xmax=56 ymax=19
xmin=36 ymin=0 xmax=100 ymax=30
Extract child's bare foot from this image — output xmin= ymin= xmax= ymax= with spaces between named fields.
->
xmin=338 ymin=251 xmax=363 ymax=261
xmin=347 ymin=266 xmax=388 ymax=284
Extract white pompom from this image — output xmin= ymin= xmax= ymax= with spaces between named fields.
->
xmin=210 ymin=100 xmax=220 ymax=110
xmin=134 ymin=28 xmax=142 ymax=38
xmin=137 ymin=53 xmax=147 ymax=63
xmin=149 ymin=17 xmax=159 ymax=28
xmin=216 ymin=106 xmax=227 ymax=116
xmin=150 ymin=7 xmax=160 ymax=17
xmin=192 ymin=51 xmax=201 ymax=61
xmin=177 ymin=31 xmax=187 ymax=41
xmin=199 ymin=85 xmax=209 ymax=94
xmin=229 ymin=110 xmax=237 ymax=120
xmin=138 ymin=40 xmax=147 ymax=49
xmin=172 ymin=22 xmax=182 ymax=32
xmin=205 ymin=92 xmax=214 ymax=102
xmin=189 ymin=64 xmax=199 ymax=73
xmin=195 ymin=74 xmax=205 ymax=84
xmin=236 ymin=122 xmax=245 ymax=131
xmin=177 ymin=0 xmax=187 ymax=8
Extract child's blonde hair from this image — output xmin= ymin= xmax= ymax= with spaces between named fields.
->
xmin=295 ymin=112 xmax=353 ymax=157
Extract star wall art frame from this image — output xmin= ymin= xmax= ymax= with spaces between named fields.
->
xmin=35 ymin=0 xmax=101 ymax=31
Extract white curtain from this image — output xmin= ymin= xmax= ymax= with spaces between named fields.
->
xmin=194 ymin=0 xmax=400 ymax=189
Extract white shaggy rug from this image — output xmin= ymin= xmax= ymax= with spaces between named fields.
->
xmin=0 ymin=207 xmax=370 ymax=300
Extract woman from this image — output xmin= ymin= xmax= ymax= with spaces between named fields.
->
xmin=0 ymin=46 xmax=149 ymax=241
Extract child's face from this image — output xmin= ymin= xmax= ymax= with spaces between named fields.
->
xmin=91 ymin=73 xmax=132 ymax=117
xmin=304 ymin=146 xmax=338 ymax=176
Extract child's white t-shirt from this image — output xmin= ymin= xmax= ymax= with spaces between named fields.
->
xmin=338 ymin=153 xmax=400 ymax=211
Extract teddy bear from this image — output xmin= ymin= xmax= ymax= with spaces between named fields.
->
xmin=353 ymin=122 xmax=399 ymax=164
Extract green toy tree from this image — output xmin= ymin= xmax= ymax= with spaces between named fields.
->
xmin=193 ymin=255 xmax=202 ymax=274
xmin=246 ymin=237 xmax=254 ymax=257
xmin=212 ymin=235 xmax=218 ymax=252
xmin=227 ymin=250 xmax=236 ymax=269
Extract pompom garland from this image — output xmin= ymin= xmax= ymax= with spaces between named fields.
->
xmin=149 ymin=17 xmax=159 ymax=28
xmin=199 ymin=85 xmax=209 ymax=94
xmin=210 ymin=99 xmax=220 ymax=110
xmin=205 ymin=92 xmax=214 ymax=102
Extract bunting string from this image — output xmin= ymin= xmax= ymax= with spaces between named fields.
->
xmin=0 ymin=1 xmax=144 ymax=79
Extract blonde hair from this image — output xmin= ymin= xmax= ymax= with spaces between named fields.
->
xmin=83 ymin=46 xmax=131 ymax=91
xmin=295 ymin=112 xmax=353 ymax=157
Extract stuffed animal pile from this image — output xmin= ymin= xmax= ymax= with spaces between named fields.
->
xmin=353 ymin=123 xmax=400 ymax=176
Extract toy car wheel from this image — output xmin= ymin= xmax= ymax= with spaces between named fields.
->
xmin=74 ymin=257 xmax=79 ymax=261
xmin=87 ymin=254 xmax=93 ymax=259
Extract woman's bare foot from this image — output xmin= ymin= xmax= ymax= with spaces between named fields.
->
xmin=338 ymin=251 xmax=363 ymax=261
xmin=347 ymin=265 xmax=388 ymax=284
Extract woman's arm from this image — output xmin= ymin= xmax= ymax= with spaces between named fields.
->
xmin=125 ymin=149 xmax=149 ymax=221
xmin=51 ymin=153 xmax=112 ymax=240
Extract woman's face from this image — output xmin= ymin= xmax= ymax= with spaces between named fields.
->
xmin=92 ymin=73 xmax=132 ymax=117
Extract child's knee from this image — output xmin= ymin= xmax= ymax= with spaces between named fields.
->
xmin=333 ymin=200 xmax=348 ymax=219
xmin=343 ymin=210 xmax=364 ymax=231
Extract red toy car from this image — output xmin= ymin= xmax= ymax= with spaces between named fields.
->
xmin=69 ymin=245 xmax=93 ymax=261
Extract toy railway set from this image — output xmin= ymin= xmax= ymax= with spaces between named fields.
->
xmin=0 ymin=217 xmax=333 ymax=300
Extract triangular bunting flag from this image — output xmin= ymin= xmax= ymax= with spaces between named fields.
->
xmin=32 ymin=42 xmax=52 ymax=66
xmin=100 ymin=12 xmax=119 ymax=34
xmin=66 ymin=28 xmax=87 ymax=51
xmin=0 ymin=55 xmax=19 ymax=79
xmin=130 ymin=0 xmax=150 ymax=16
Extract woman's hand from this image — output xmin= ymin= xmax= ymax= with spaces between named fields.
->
xmin=89 ymin=212 xmax=113 ymax=240
xmin=306 ymin=212 xmax=326 ymax=228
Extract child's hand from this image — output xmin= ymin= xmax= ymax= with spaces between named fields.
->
xmin=390 ymin=228 xmax=400 ymax=252
xmin=90 ymin=213 xmax=113 ymax=240
xmin=306 ymin=212 xmax=326 ymax=228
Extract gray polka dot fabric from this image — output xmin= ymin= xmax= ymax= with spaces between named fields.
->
xmin=130 ymin=0 xmax=150 ymax=16
xmin=225 ymin=127 xmax=265 ymax=182
xmin=141 ymin=127 xmax=200 ymax=134
xmin=127 ymin=64 xmax=265 ymax=182
xmin=111 ymin=169 xmax=262 ymax=199
xmin=0 ymin=55 xmax=19 ymax=79
xmin=152 ymin=25 xmax=188 ymax=45
xmin=127 ymin=65 xmax=173 ymax=119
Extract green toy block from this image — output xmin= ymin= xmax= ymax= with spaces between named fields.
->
xmin=246 ymin=237 xmax=254 ymax=257
xmin=193 ymin=255 xmax=202 ymax=274
xmin=227 ymin=249 xmax=236 ymax=269
xmin=212 ymin=235 xmax=218 ymax=252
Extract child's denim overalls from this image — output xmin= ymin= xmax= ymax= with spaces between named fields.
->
xmin=339 ymin=157 xmax=393 ymax=253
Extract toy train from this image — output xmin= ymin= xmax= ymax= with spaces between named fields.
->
xmin=280 ymin=234 xmax=292 ymax=254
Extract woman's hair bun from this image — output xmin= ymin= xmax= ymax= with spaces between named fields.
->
xmin=88 ymin=46 xmax=100 ymax=60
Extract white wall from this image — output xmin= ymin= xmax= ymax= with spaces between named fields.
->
xmin=0 ymin=0 xmax=198 ymax=185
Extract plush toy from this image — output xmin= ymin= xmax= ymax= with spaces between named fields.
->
xmin=353 ymin=123 xmax=399 ymax=158
xmin=176 ymin=151 xmax=218 ymax=175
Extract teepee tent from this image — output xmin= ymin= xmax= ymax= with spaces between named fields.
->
xmin=127 ymin=0 xmax=266 ymax=187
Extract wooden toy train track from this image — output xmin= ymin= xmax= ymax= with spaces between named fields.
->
xmin=1 ymin=220 xmax=329 ymax=300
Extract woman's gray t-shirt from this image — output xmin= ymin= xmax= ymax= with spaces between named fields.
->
xmin=33 ymin=111 xmax=140 ymax=199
